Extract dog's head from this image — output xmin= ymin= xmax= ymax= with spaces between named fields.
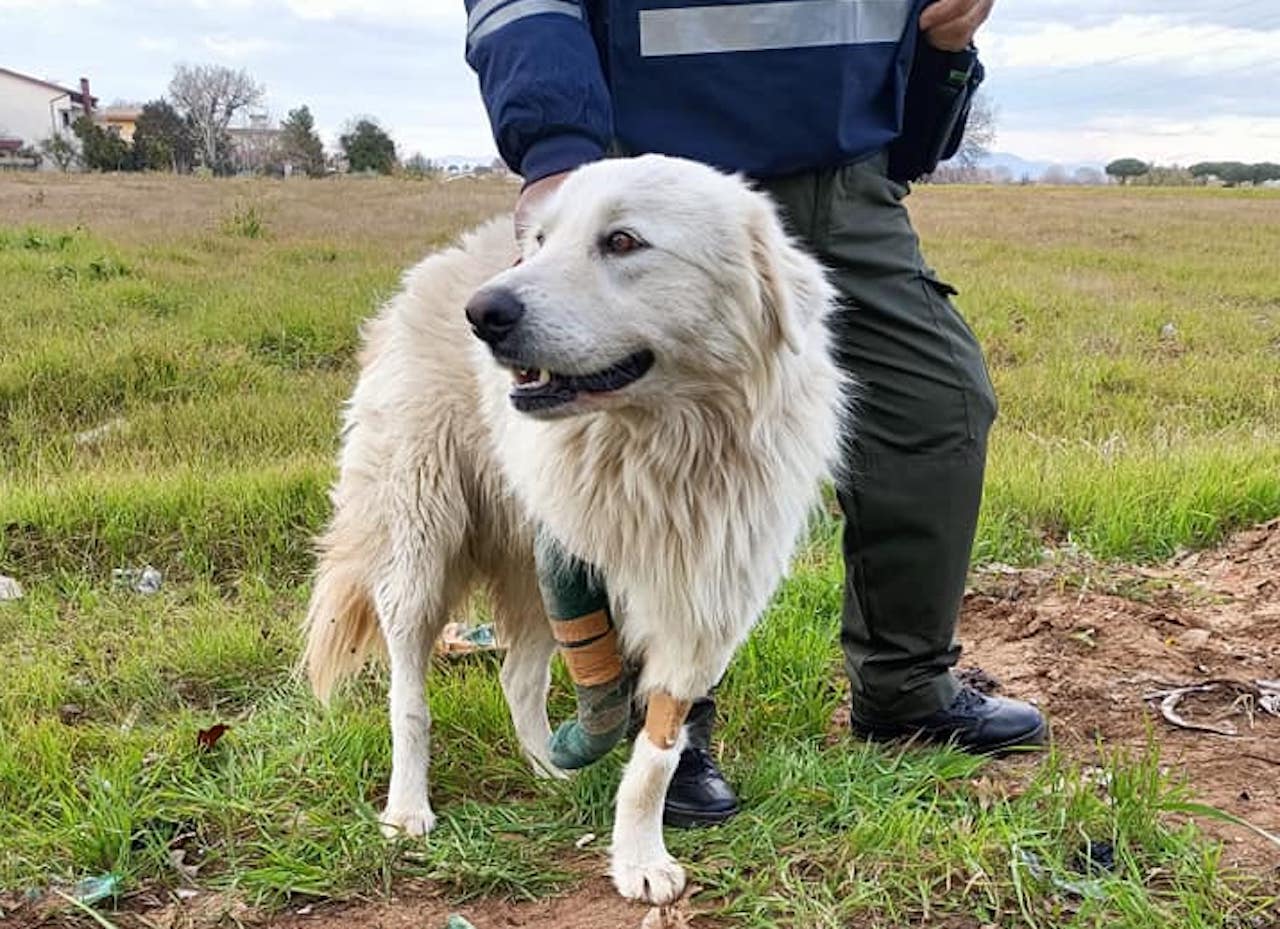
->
xmin=466 ymin=154 xmax=834 ymax=420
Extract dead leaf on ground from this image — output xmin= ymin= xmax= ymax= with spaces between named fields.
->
xmin=196 ymin=723 xmax=230 ymax=751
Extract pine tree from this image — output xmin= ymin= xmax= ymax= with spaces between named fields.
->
xmin=280 ymin=106 xmax=326 ymax=177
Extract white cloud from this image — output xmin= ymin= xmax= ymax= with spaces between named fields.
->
xmin=979 ymin=12 xmax=1280 ymax=162
xmin=136 ymin=35 xmax=178 ymax=52
xmin=0 ymin=0 xmax=99 ymax=7
xmin=985 ymin=14 xmax=1280 ymax=74
xmin=284 ymin=0 xmax=461 ymax=24
xmin=181 ymin=0 xmax=460 ymax=25
xmin=991 ymin=1 xmax=1259 ymax=31
xmin=201 ymin=34 xmax=285 ymax=59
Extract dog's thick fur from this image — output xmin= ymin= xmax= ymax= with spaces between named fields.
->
xmin=304 ymin=155 xmax=845 ymax=903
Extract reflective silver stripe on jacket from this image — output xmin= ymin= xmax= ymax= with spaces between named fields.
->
xmin=640 ymin=0 xmax=912 ymax=57
xmin=468 ymin=0 xmax=583 ymax=47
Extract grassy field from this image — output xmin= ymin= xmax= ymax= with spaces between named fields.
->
xmin=1 ymin=173 xmax=1278 ymax=928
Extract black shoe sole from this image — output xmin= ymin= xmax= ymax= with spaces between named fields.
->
xmin=851 ymin=719 xmax=1049 ymax=756
xmin=663 ymin=803 xmax=741 ymax=829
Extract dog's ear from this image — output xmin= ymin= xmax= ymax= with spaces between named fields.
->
xmin=748 ymin=200 xmax=807 ymax=355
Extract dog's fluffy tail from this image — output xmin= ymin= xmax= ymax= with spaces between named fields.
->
xmin=302 ymin=543 xmax=384 ymax=704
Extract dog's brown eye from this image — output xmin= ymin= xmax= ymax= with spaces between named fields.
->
xmin=604 ymin=231 xmax=644 ymax=255
xmin=534 ymin=231 xmax=545 ymax=246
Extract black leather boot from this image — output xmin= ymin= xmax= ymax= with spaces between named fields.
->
xmin=663 ymin=697 xmax=741 ymax=828
xmin=850 ymin=685 xmax=1046 ymax=754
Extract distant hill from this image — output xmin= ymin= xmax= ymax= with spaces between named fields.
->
xmin=977 ymin=151 xmax=1106 ymax=181
xmin=434 ymin=154 xmax=498 ymax=171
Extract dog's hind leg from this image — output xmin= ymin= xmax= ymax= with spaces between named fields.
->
xmin=491 ymin=565 xmax=566 ymax=779
xmin=373 ymin=578 xmax=440 ymax=839
xmin=375 ymin=560 xmax=450 ymax=838
xmin=371 ymin=442 xmax=474 ymax=837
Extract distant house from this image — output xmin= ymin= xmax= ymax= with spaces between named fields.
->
xmin=99 ymin=105 xmax=143 ymax=143
xmin=0 ymin=67 xmax=98 ymax=169
xmin=227 ymin=112 xmax=288 ymax=175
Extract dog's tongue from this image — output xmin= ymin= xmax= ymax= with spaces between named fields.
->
xmin=513 ymin=368 xmax=552 ymax=388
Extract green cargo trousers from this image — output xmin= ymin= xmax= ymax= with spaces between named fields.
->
xmin=757 ymin=151 xmax=997 ymax=721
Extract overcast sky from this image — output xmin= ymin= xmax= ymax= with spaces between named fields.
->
xmin=3 ymin=0 xmax=1279 ymax=166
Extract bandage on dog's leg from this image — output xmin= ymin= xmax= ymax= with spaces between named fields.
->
xmin=644 ymin=691 xmax=692 ymax=750
xmin=536 ymin=531 xmax=632 ymax=770
xmin=547 ymin=610 xmax=633 ymax=769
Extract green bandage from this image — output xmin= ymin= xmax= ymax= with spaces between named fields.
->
xmin=535 ymin=530 xmax=632 ymax=769
xmin=547 ymin=673 xmax=635 ymax=770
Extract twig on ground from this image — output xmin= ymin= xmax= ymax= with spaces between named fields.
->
xmin=1240 ymin=752 xmax=1280 ymax=767
xmin=1142 ymin=679 xmax=1280 ymax=737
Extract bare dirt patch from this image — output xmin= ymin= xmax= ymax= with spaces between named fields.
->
xmin=18 ymin=882 xmax=988 ymax=929
xmin=9 ymin=879 xmax=720 ymax=929
xmin=958 ymin=519 xmax=1280 ymax=873
xmin=268 ymin=879 xmax=692 ymax=929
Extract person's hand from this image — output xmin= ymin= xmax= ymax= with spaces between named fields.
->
xmin=514 ymin=170 xmax=571 ymax=242
xmin=919 ymin=0 xmax=993 ymax=52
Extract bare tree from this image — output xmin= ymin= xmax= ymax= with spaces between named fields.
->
xmin=955 ymin=92 xmax=996 ymax=170
xmin=927 ymin=162 xmax=992 ymax=184
xmin=168 ymin=64 xmax=264 ymax=172
xmin=1073 ymin=166 xmax=1105 ymax=186
xmin=1040 ymin=164 xmax=1071 ymax=185
xmin=39 ymin=134 xmax=79 ymax=172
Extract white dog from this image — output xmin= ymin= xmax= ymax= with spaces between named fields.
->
xmin=303 ymin=154 xmax=846 ymax=904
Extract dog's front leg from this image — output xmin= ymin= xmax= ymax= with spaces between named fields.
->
xmin=609 ymin=693 xmax=691 ymax=904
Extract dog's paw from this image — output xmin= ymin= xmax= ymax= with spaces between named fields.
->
xmin=379 ymin=806 xmax=436 ymax=839
xmin=610 ymin=853 xmax=686 ymax=904
xmin=529 ymin=756 xmax=573 ymax=781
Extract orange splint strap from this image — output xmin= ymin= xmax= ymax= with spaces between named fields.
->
xmin=552 ymin=610 xmax=624 ymax=687
xmin=644 ymin=692 xmax=692 ymax=750
xmin=551 ymin=610 xmax=611 ymax=645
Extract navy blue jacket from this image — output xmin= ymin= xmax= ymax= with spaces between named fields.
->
xmin=465 ymin=0 xmax=930 ymax=182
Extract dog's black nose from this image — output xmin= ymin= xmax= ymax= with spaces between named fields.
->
xmin=465 ymin=288 xmax=525 ymax=345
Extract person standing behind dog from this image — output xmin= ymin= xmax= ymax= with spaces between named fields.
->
xmin=463 ymin=0 xmax=1046 ymax=827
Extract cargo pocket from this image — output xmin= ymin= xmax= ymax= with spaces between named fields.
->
xmin=920 ymin=270 xmax=958 ymax=297
xmin=917 ymin=270 xmax=998 ymax=435
xmin=920 ymin=270 xmax=971 ymax=336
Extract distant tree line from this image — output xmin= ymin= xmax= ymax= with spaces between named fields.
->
xmin=54 ymin=101 xmax=196 ymax=173
xmin=1188 ymin=161 xmax=1280 ymax=186
xmin=1105 ymin=158 xmax=1280 ymax=187
xmin=39 ymin=63 xmax=423 ymax=179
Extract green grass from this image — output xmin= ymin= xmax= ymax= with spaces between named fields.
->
xmin=1 ymin=576 xmax=1271 ymax=926
xmin=2 ymin=176 xmax=1278 ymax=925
